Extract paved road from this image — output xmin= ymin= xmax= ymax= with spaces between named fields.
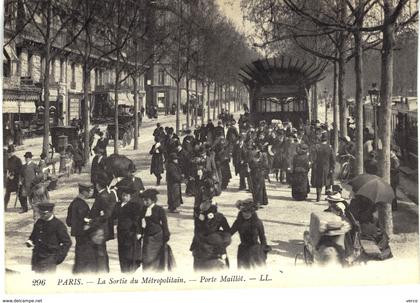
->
xmin=4 ymin=111 xmax=419 ymax=280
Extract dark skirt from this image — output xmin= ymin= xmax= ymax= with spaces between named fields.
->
xmin=167 ymin=182 xmax=182 ymax=210
xmin=142 ymin=231 xmax=175 ymax=271
xmin=291 ymin=172 xmax=310 ymax=201
xmin=251 ymin=171 xmax=268 ymax=205
xmin=237 ymin=243 xmax=267 ymax=269
xmin=73 ymin=235 xmax=97 ymax=274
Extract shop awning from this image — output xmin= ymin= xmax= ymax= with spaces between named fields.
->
xmin=3 ymin=100 xmax=36 ymax=113
xmin=109 ymin=92 xmax=134 ymax=106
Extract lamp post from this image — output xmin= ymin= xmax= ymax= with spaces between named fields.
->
xmin=368 ymin=82 xmax=380 ymax=150
xmin=323 ymin=88 xmax=328 ymax=123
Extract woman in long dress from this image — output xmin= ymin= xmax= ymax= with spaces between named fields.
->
xmin=250 ymin=148 xmax=269 ymax=207
xmin=140 ymin=189 xmax=175 ymax=271
xmin=291 ymin=144 xmax=310 ymax=201
xmin=231 ymin=199 xmax=270 ymax=269
xmin=190 ymin=202 xmax=231 ymax=271
xmin=150 ymin=136 xmax=164 ymax=185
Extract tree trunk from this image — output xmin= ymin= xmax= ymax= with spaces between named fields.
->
xmin=312 ymin=83 xmax=318 ymax=121
xmin=378 ymin=3 xmax=395 ymax=236
xmin=207 ymin=81 xmax=211 ymax=122
xmin=212 ymin=83 xmax=216 ymax=121
xmin=354 ymin=26 xmax=364 ymax=175
xmin=201 ymin=81 xmax=205 ymax=124
xmin=194 ymin=79 xmax=198 ymax=126
xmin=332 ymin=60 xmax=339 ymax=154
xmin=186 ymin=76 xmax=190 ymax=128
xmin=338 ymin=47 xmax=347 ymax=137
xmin=42 ymin=3 xmax=52 ymax=158
xmin=114 ymin=68 xmax=120 ymax=155
xmin=82 ymin=64 xmax=90 ymax=163
xmin=176 ymin=80 xmax=181 ymax=135
xmin=133 ymin=75 xmax=139 ymax=150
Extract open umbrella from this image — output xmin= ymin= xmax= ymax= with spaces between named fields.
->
xmin=356 ymin=178 xmax=395 ymax=204
xmin=350 ymin=174 xmax=381 ymax=192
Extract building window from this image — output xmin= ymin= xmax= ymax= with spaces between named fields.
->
xmin=71 ymin=63 xmax=76 ymax=89
xmin=3 ymin=50 xmax=11 ymax=77
xmin=158 ymin=69 xmax=165 ymax=85
xmin=28 ymin=52 xmax=33 ymax=78
xmin=60 ymin=58 xmax=65 ymax=82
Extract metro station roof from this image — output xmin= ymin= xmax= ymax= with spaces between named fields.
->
xmin=239 ymin=56 xmax=326 ymax=89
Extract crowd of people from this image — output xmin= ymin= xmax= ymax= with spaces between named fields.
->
xmin=4 ymin=109 xmax=395 ymax=274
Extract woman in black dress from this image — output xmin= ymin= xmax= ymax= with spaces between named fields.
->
xmin=231 ymin=199 xmax=270 ymax=269
xmin=190 ymin=201 xmax=231 ymax=271
xmin=149 ymin=136 xmax=164 ymax=185
xmin=140 ymin=189 xmax=175 ymax=271
xmin=291 ymin=144 xmax=310 ymax=201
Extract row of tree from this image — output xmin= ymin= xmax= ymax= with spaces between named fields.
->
xmin=5 ymin=0 xmax=257 ymax=158
xmin=241 ymin=0 xmax=418 ymax=235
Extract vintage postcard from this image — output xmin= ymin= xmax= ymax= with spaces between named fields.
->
xmin=1 ymin=0 xmax=419 ymax=299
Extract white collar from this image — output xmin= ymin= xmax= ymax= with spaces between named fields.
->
xmin=98 ymin=188 xmax=107 ymax=194
xmin=145 ymin=203 xmax=156 ymax=217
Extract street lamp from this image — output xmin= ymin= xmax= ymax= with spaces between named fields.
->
xmin=368 ymin=82 xmax=380 ymax=150
xmin=323 ymin=88 xmax=328 ymax=123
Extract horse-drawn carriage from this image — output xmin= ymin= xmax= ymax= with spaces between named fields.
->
xmin=106 ymin=114 xmax=136 ymax=148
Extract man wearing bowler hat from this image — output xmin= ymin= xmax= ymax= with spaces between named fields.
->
xmin=66 ymin=183 xmax=96 ymax=273
xmin=26 ymin=202 xmax=72 ymax=273
xmin=4 ymin=145 xmax=22 ymax=211
xmin=19 ymin=151 xmax=40 ymax=213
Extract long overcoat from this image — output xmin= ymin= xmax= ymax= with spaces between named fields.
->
xmin=166 ymin=162 xmax=183 ymax=209
xmin=311 ymin=142 xmax=335 ymax=188
xmin=149 ymin=143 xmax=164 ymax=175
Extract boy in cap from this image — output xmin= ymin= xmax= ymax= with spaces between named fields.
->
xmin=66 ymin=183 xmax=96 ymax=274
xmin=26 ymin=202 xmax=72 ymax=272
xmin=19 ymin=151 xmax=40 ymax=214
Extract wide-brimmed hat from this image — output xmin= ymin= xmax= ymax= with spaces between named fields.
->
xmin=24 ymin=151 xmax=33 ymax=158
xmin=235 ymin=198 xmax=257 ymax=212
xmin=326 ymin=192 xmax=345 ymax=203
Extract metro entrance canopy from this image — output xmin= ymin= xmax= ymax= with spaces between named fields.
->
xmin=239 ymin=56 xmax=326 ymax=125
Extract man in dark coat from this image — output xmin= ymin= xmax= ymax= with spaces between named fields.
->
xmin=26 ymin=202 xmax=72 ymax=273
xmin=66 ymin=183 xmax=96 ymax=273
xmin=176 ymin=143 xmax=194 ymax=196
xmin=214 ymin=121 xmax=225 ymax=138
xmin=91 ymin=147 xmax=106 ymax=193
xmin=95 ymin=131 xmax=109 ymax=157
xmin=86 ymin=176 xmax=117 ymax=273
xmin=311 ymin=132 xmax=336 ymax=201
xmin=4 ymin=145 xmax=22 ymax=211
xmin=166 ymin=153 xmax=183 ymax=213
xmin=226 ymin=121 xmax=239 ymax=153
xmin=114 ymin=181 xmax=143 ymax=273
xmin=20 ymin=151 xmax=41 ymax=213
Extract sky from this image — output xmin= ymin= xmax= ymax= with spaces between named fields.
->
xmin=216 ymin=0 xmax=254 ymax=36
